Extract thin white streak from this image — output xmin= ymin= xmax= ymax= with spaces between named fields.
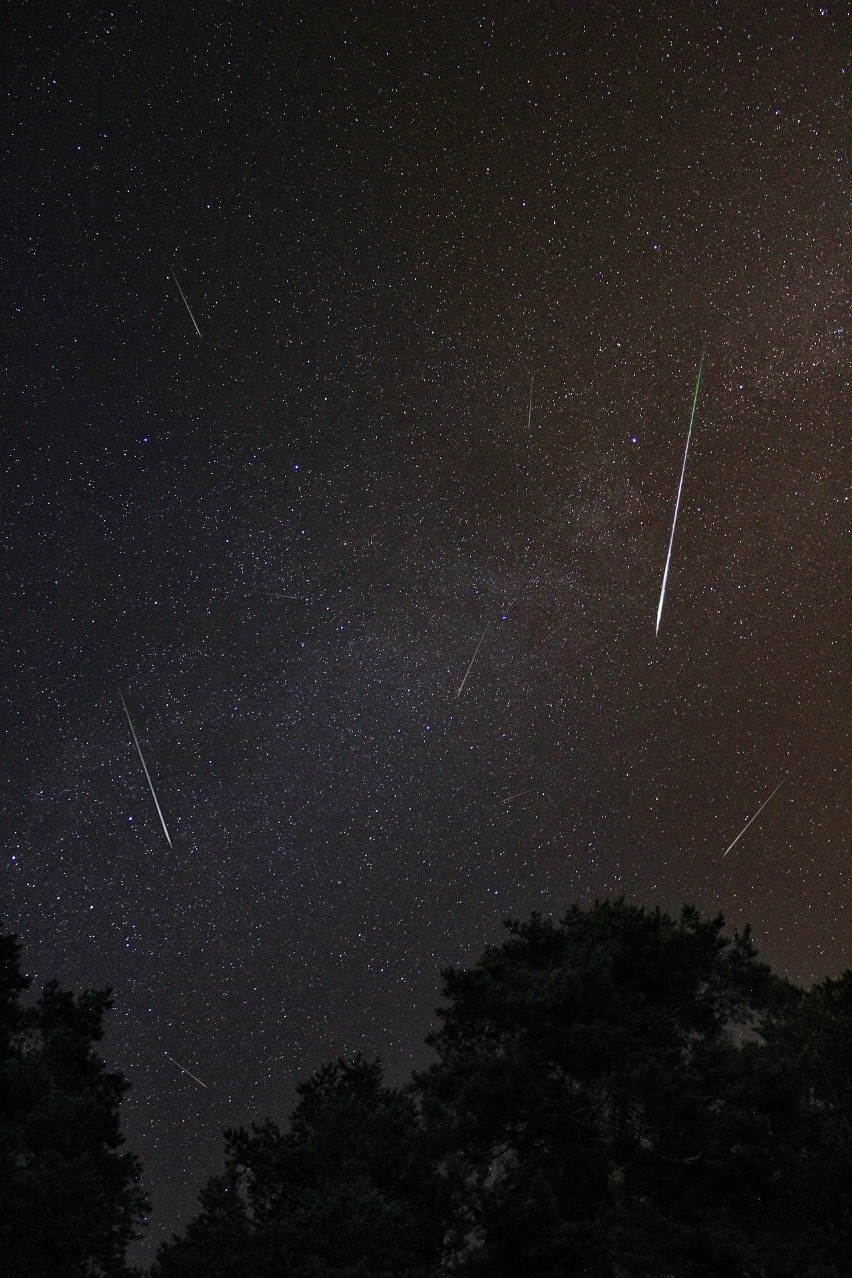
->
xmin=721 ymin=777 xmax=786 ymax=858
xmin=527 ymin=375 xmax=534 ymax=431
xmin=119 ymin=688 xmax=173 ymax=848
xmin=502 ymin=788 xmax=534 ymax=805
xmin=655 ymin=346 xmax=706 ymax=635
xmin=170 ymin=270 xmax=202 ymax=338
xmin=165 ymin=1054 xmax=208 ymax=1089
xmin=456 ymin=624 xmax=490 ymax=699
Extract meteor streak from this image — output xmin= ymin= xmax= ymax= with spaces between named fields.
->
xmin=721 ymin=777 xmax=786 ymax=858
xmin=170 ymin=269 xmax=202 ymax=337
xmin=165 ymin=1054 xmax=208 ymax=1089
xmin=655 ymin=344 xmax=706 ymax=635
xmin=526 ymin=375 xmax=534 ymax=432
xmin=118 ymin=687 xmax=173 ymax=848
xmin=456 ymin=624 xmax=490 ymax=698
xmin=502 ymin=787 xmax=535 ymax=805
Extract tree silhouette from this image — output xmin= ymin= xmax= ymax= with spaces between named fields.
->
xmin=152 ymin=901 xmax=852 ymax=1277
xmin=0 ymin=934 xmax=149 ymax=1278
xmin=152 ymin=1055 xmax=445 ymax=1278
xmin=415 ymin=900 xmax=847 ymax=1276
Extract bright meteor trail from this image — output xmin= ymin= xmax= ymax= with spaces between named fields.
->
xmin=655 ymin=344 xmax=706 ymax=635
xmin=456 ymin=624 xmax=490 ymax=698
xmin=119 ymin=687 xmax=173 ymax=848
xmin=170 ymin=269 xmax=202 ymax=338
xmin=721 ymin=777 xmax=786 ymax=858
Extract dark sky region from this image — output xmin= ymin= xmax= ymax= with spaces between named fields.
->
xmin=2 ymin=0 xmax=848 ymax=1263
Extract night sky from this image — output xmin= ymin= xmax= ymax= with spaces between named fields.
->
xmin=2 ymin=1 xmax=848 ymax=1263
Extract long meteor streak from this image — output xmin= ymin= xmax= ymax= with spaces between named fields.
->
xmin=456 ymin=624 xmax=490 ymax=698
xmin=165 ymin=1054 xmax=208 ymax=1089
xmin=527 ymin=375 xmax=534 ymax=432
xmin=655 ymin=344 xmax=706 ymax=635
xmin=170 ymin=269 xmax=202 ymax=338
xmin=721 ymin=777 xmax=786 ymax=859
xmin=119 ymin=688 xmax=173 ymax=848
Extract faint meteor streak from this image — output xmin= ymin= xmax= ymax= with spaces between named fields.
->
xmin=526 ymin=375 xmax=534 ymax=431
xmin=655 ymin=344 xmax=706 ymax=635
xmin=118 ymin=687 xmax=173 ymax=848
xmin=170 ymin=269 xmax=202 ymax=337
xmin=165 ymin=1054 xmax=208 ymax=1089
xmin=456 ymin=624 xmax=490 ymax=698
xmin=721 ymin=777 xmax=786 ymax=858
xmin=502 ymin=787 xmax=535 ymax=805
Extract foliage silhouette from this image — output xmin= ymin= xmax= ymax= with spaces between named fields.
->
xmin=154 ymin=902 xmax=852 ymax=1275
xmin=0 ymin=933 xmax=149 ymax=1278
xmin=16 ymin=900 xmax=847 ymax=1277
xmin=152 ymin=1055 xmax=445 ymax=1278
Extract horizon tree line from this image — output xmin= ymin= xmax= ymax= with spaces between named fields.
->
xmin=2 ymin=899 xmax=851 ymax=1277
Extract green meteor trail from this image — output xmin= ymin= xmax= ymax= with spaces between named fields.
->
xmin=655 ymin=344 xmax=706 ymax=635
xmin=119 ymin=687 xmax=173 ymax=848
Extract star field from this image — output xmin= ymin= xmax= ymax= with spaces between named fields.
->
xmin=2 ymin=2 xmax=848 ymax=1263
